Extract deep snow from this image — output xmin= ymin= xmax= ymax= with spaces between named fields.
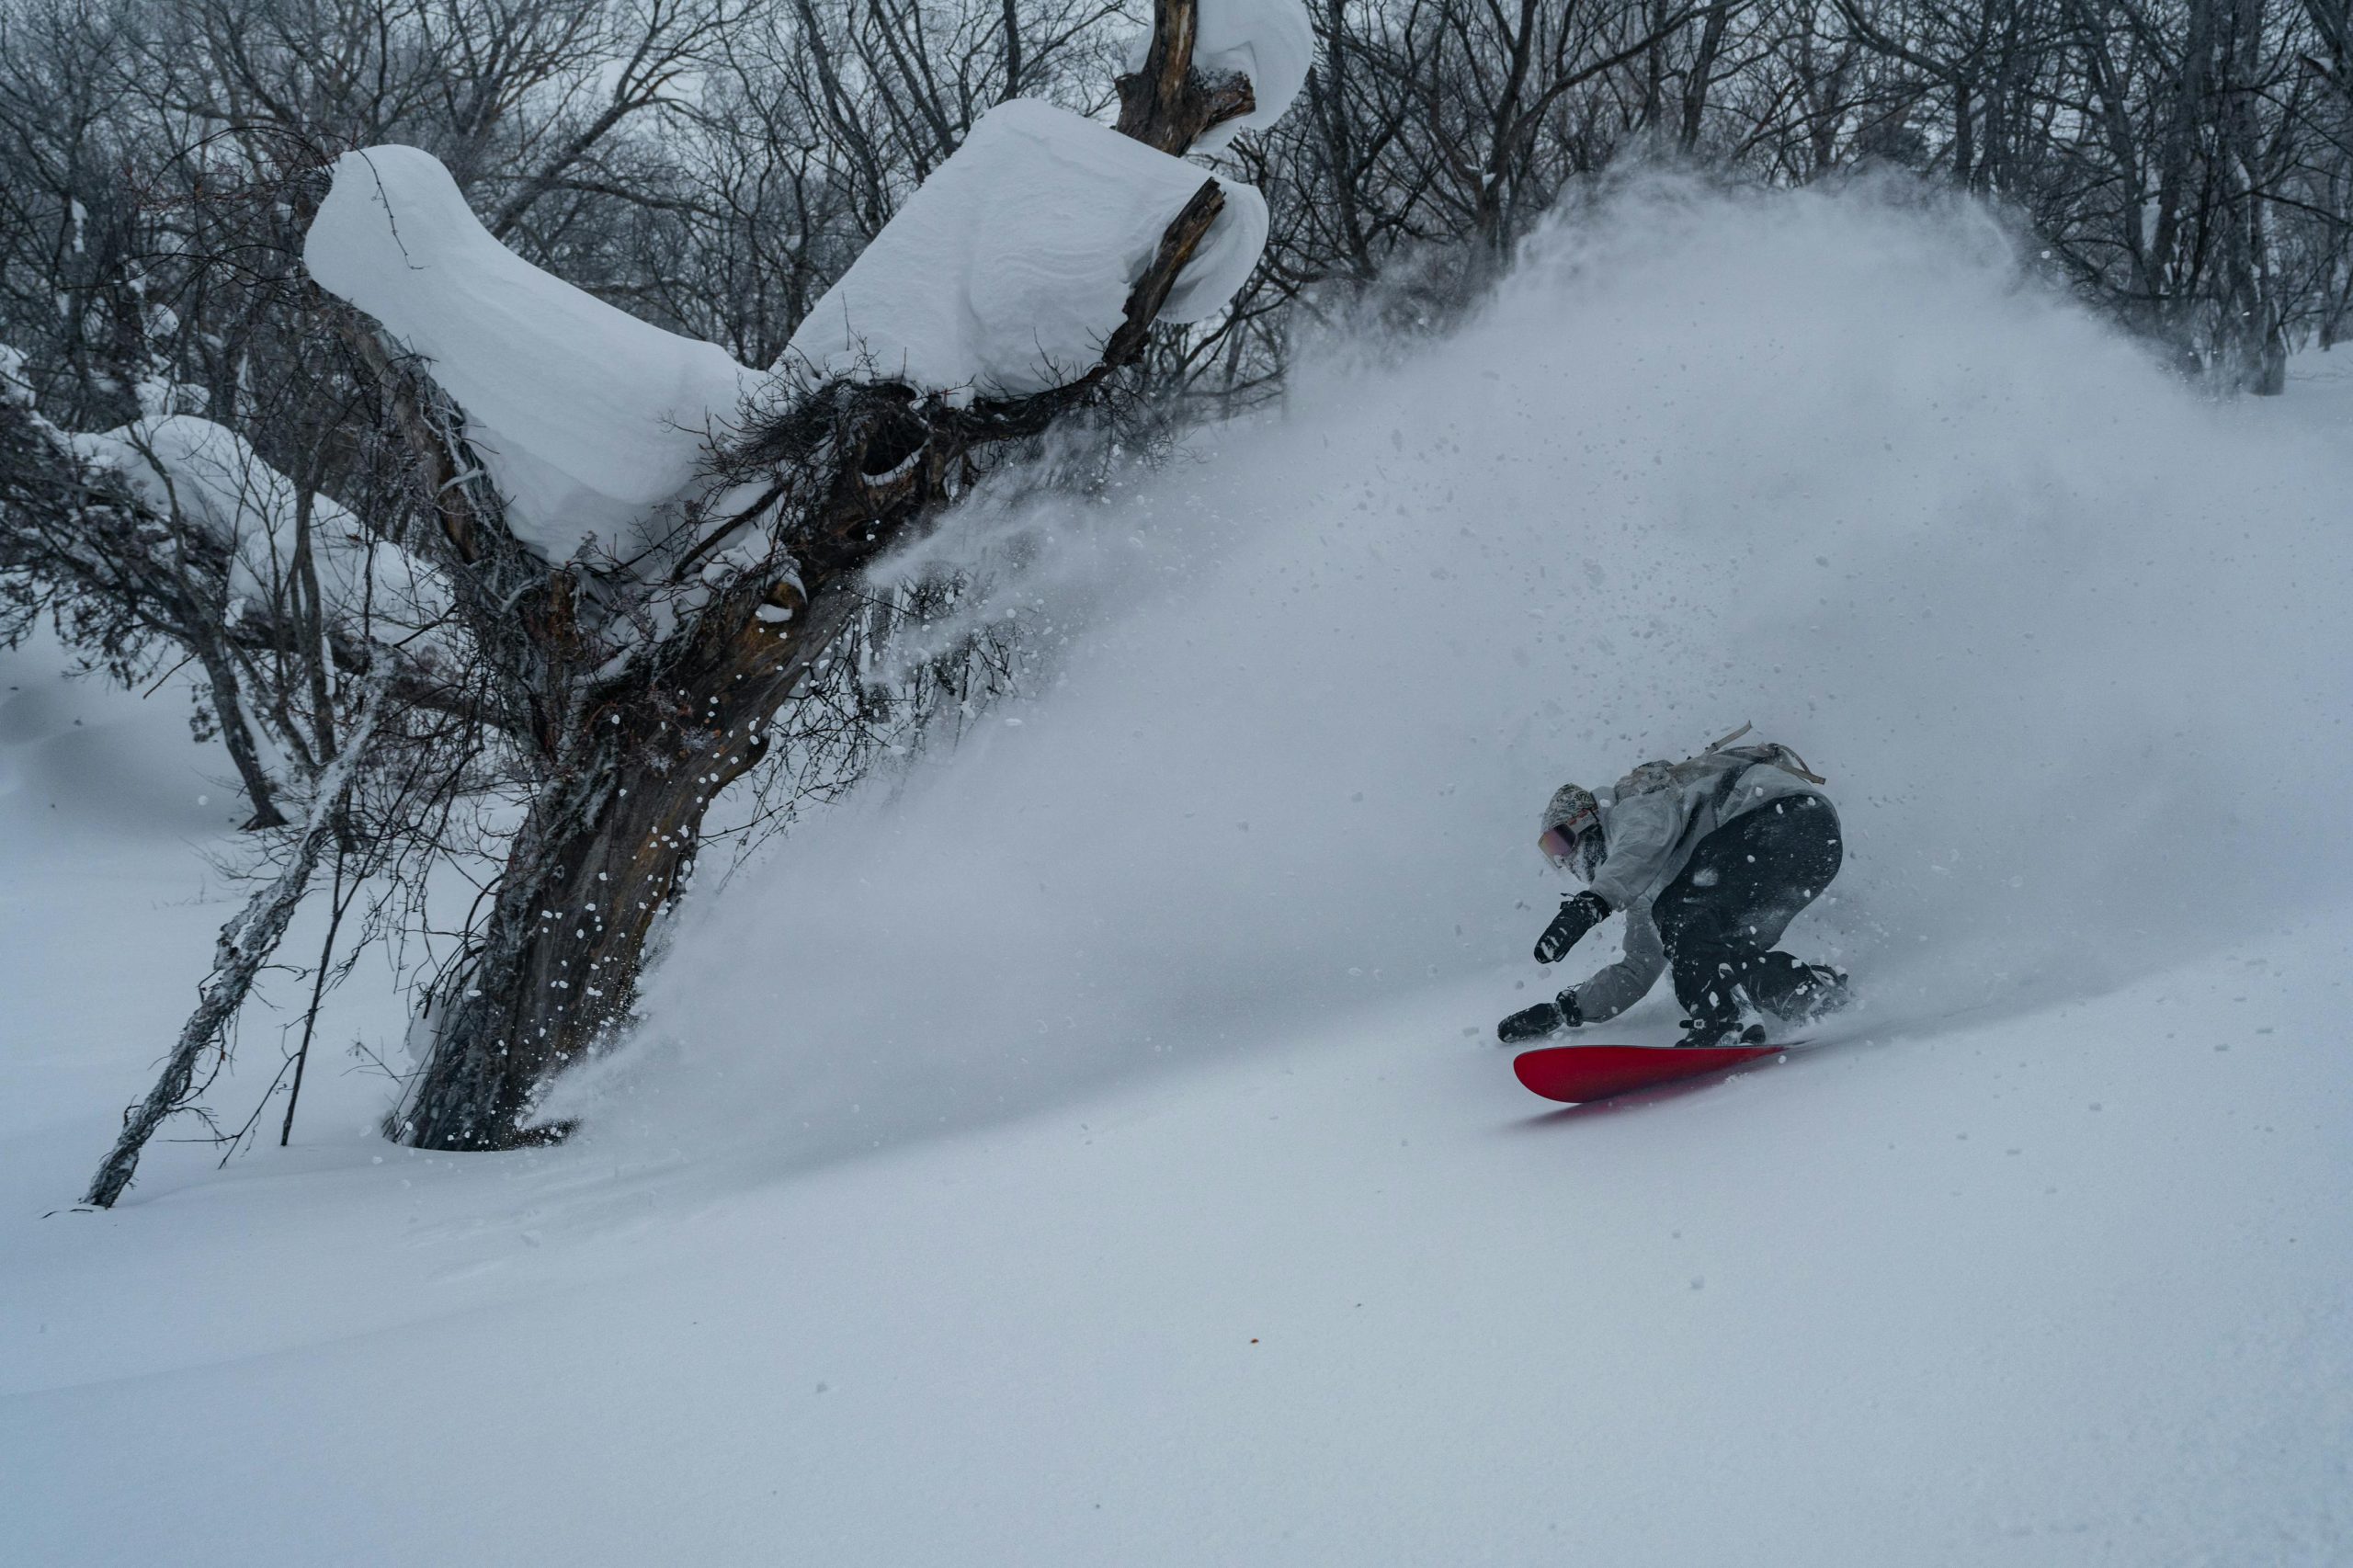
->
xmin=5 ymin=180 xmax=2351 ymax=1565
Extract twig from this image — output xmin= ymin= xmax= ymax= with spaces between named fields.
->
xmin=281 ymin=839 xmax=353 ymax=1146
xmin=83 ymin=668 xmax=392 ymax=1208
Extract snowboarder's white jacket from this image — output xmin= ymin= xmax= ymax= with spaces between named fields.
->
xmin=1574 ymin=751 xmax=1825 ymax=1023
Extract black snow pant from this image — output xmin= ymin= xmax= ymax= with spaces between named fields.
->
xmin=1652 ymin=793 xmax=1843 ymax=1030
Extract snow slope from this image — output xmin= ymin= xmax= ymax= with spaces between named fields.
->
xmin=5 ymin=179 xmax=2351 ymax=1565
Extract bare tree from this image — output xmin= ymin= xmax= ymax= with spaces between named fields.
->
xmin=364 ymin=0 xmax=1260 ymax=1149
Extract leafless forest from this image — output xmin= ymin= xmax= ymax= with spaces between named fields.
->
xmin=3 ymin=0 xmax=2345 ymax=1187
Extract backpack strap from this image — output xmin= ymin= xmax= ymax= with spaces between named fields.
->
xmin=1696 ymin=722 xmax=1827 ymax=786
xmin=1764 ymin=744 xmax=1825 ymax=784
xmin=1700 ymin=722 xmax=1755 ymax=753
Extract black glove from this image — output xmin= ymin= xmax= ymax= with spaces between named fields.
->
xmin=1533 ymin=891 xmax=1611 ymax=963
xmin=1498 ymin=989 xmax=1586 ymax=1043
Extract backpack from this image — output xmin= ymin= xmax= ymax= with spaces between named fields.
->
xmin=1608 ymin=723 xmax=1824 ymax=803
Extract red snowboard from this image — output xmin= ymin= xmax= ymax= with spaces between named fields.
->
xmin=1512 ymin=1040 xmax=1785 ymax=1104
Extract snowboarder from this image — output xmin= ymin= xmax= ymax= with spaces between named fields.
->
xmin=1497 ymin=729 xmax=1850 ymax=1049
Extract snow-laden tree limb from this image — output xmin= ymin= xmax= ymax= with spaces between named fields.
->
xmin=296 ymin=0 xmax=1297 ymax=1151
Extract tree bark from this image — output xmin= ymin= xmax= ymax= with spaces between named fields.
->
xmin=1679 ymin=0 xmax=1736 ymax=153
xmin=392 ymin=585 xmax=858 ymax=1147
xmin=191 ymin=637 xmax=289 ymax=830
xmin=1116 ymin=0 xmax=1256 ymax=153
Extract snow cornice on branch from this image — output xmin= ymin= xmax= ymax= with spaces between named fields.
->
xmin=301 ymin=0 xmax=1308 ymax=587
xmin=729 ymin=0 xmax=1305 ymax=614
xmin=772 ymin=99 xmax=1268 ymax=404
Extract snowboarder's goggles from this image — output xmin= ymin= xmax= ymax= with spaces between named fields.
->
xmin=1539 ymin=812 xmax=1598 ymax=864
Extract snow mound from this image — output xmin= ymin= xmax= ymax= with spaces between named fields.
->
xmin=67 ymin=415 xmax=442 ymax=635
xmin=780 ymin=100 xmax=1269 ymax=400
xmin=304 ymin=146 xmax=755 ymax=568
xmin=1128 ymin=0 xmax=1315 ymax=151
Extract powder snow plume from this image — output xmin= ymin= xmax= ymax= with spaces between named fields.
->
xmin=561 ymin=176 xmax=2353 ymax=1162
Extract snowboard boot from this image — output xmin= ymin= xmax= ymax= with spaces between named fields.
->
xmin=1743 ymin=957 xmax=1851 ymax=1028
xmin=1774 ymin=963 xmax=1851 ymax=1025
xmin=1497 ymin=1001 xmax=1567 ymax=1044
xmin=1675 ymin=1017 xmax=1768 ymax=1050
